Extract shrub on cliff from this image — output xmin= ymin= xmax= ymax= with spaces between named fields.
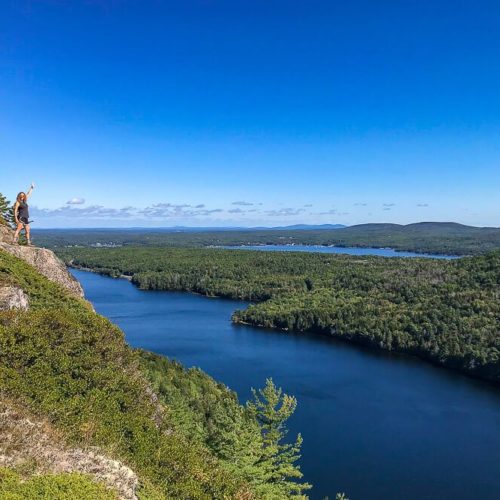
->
xmin=0 ymin=468 xmax=116 ymax=500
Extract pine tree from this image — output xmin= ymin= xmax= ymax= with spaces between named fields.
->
xmin=207 ymin=398 xmax=265 ymax=484
xmin=247 ymin=378 xmax=311 ymax=498
xmin=0 ymin=192 xmax=13 ymax=227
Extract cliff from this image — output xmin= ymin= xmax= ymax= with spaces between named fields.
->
xmin=0 ymin=243 xmax=255 ymax=499
xmin=0 ymin=225 xmax=83 ymax=301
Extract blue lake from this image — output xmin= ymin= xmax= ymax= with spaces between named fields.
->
xmin=222 ymin=244 xmax=458 ymax=259
xmin=72 ymin=269 xmax=500 ymax=500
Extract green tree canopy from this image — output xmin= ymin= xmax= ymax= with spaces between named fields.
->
xmin=247 ymin=378 xmax=311 ymax=498
xmin=0 ymin=192 xmax=13 ymax=226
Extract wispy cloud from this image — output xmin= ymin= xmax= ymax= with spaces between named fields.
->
xmin=264 ymin=207 xmax=306 ymax=217
xmin=232 ymin=201 xmax=254 ymax=206
xmin=304 ymin=204 xmax=313 ymax=208
xmin=140 ymin=203 xmax=223 ymax=218
xmin=32 ymin=202 xmax=224 ymax=220
xmin=32 ymin=205 xmax=136 ymax=218
xmin=354 ymin=202 xmax=367 ymax=206
xmin=66 ymin=197 xmax=85 ymax=205
xmin=382 ymin=203 xmax=395 ymax=207
xmin=31 ymin=201 xmax=322 ymax=223
xmin=417 ymin=203 xmax=429 ymax=207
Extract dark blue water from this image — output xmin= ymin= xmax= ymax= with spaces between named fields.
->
xmin=222 ymin=244 xmax=458 ymax=259
xmin=72 ymin=269 xmax=500 ymax=500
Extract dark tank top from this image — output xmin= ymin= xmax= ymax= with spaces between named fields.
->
xmin=17 ymin=202 xmax=29 ymax=220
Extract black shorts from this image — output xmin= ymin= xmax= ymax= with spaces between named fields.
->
xmin=19 ymin=216 xmax=29 ymax=225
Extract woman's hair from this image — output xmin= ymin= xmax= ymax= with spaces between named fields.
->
xmin=16 ymin=192 xmax=26 ymax=203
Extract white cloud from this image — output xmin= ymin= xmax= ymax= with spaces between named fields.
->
xmin=66 ymin=197 xmax=85 ymax=205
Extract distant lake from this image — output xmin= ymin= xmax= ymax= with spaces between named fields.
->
xmin=221 ymin=244 xmax=459 ymax=259
xmin=73 ymin=269 xmax=500 ymax=500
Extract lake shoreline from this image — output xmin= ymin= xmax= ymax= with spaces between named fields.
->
xmin=216 ymin=243 xmax=460 ymax=259
xmin=68 ymin=264 xmax=498 ymax=388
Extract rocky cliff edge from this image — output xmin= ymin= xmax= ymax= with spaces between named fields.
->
xmin=0 ymin=225 xmax=84 ymax=306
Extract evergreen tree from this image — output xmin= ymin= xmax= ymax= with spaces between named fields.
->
xmin=207 ymin=398 xmax=265 ymax=484
xmin=0 ymin=192 xmax=13 ymax=226
xmin=247 ymin=378 xmax=311 ymax=498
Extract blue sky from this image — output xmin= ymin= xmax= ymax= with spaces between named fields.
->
xmin=1 ymin=0 xmax=499 ymax=228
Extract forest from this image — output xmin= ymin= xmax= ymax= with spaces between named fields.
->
xmin=57 ymin=246 xmax=500 ymax=384
xmin=36 ymin=221 xmax=500 ymax=255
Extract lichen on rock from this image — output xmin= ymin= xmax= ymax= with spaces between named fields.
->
xmin=0 ymin=399 xmax=138 ymax=500
xmin=0 ymin=285 xmax=29 ymax=311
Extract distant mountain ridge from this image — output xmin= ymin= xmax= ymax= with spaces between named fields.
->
xmin=343 ymin=221 xmax=498 ymax=232
xmin=37 ymin=223 xmax=347 ymax=232
xmin=35 ymin=221 xmax=500 ymax=256
xmin=36 ymin=222 xmax=498 ymax=233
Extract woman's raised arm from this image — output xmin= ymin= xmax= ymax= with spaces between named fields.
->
xmin=26 ymin=182 xmax=35 ymax=199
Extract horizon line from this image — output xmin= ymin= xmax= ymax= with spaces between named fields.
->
xmin=32 ymin=221 xmax=500 ymax=230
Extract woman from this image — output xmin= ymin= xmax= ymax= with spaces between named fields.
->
xmin=13 ymin=183 xmax=35 ymax=246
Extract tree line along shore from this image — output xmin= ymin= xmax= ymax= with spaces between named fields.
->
xmin=36 ymin=221 xmax=500 ymax=256
xmin=57 ymin=246 xmax=500 ymax=384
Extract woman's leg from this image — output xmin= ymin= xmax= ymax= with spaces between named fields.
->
xmin=25 ymin=224 xmax=32 ymax=245
xmin=13 ymin=222 xmax=23 ymax=244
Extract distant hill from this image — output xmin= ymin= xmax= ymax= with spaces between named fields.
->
xmin=272 ymin=224 xmax=346 ymax=230
xmin=301 ymin=222 xmax=500 ymax=255
xmin=343 ymin=222 xmax=489 ymax=234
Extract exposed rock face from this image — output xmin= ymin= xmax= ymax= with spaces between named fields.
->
xmin=0 ymin=399 xmax=139 ymax=500
xmin=0 ymin=285 xmax=29 ymax=311
xmin=0 ymin=239 xmax=84 ymax=298
xmin=0 ymin=224 xmax=13 ymax=244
